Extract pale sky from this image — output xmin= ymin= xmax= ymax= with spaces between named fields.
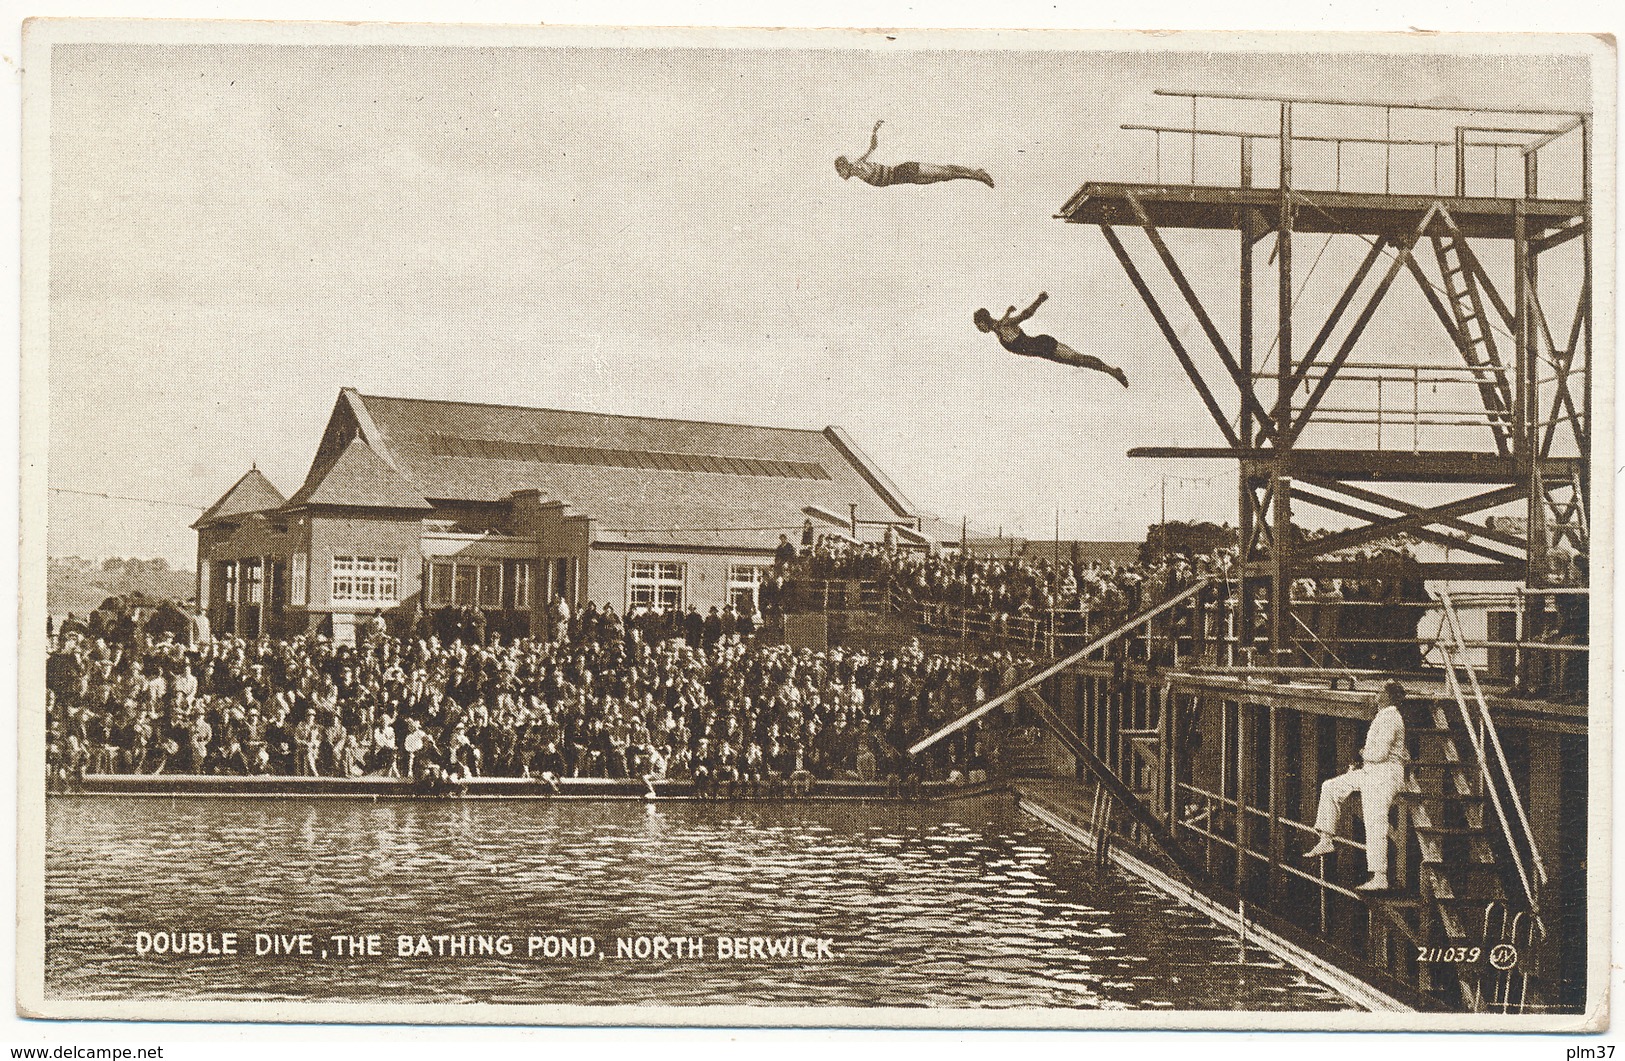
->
xmin=43 ymin=35 xmax=1593 ymax=566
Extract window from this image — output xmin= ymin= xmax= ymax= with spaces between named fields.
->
xmin=291 ymin=553 xmax=308 ymax=606
xmin=241 ymin=559 xmax=264 ymax=605
xmin=374 ymin=559 xmax=401 ymax=603
xmin=267 ymin=561 xmax=285 ymax=608
xmin=199 ymin=563 xmax=210 ymax=606
xmin=453 ymin=564 xmax=477 ymax=605
xmin=478 ymin=564 xmax=503 ymax=609
xmin=331 ymin=556 xmax=401 ymax=605
xmin=508 ymin=560 xmax=535 ymax=609
xmin=331 ymin=560 xmax=355 ymax=603
xmin=629 ymin=560 xmax=685 ymax=611
xmin=428 ymin=561 xmax=516 ymax=608
xmin=222 ymin=561 xmax=237 ymax=605
xmin=429 ymin=562 xmax=453 ymax=606
xmin=727 ymin=563 xmax=769 ymax=613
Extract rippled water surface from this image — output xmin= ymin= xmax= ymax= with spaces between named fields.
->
xmin=46 ymin=795 xmax=1348 ymax=1010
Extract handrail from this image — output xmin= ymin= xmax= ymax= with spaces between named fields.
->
xmin=1436 ymin=635 xmax=1538 ymax=916
xmin=1440 ymin=591 xmax=1549 ymax=888
xmin=800 ymin=580 xmax=1588 ymax=678
xmin=908 ymin=577 xmax=1215 ymax=755
xmin=1123 ymin=122 xmax=1536 ymax=150
xmin=1151 ymin=86 xmax=1588 ymax=118
xmin=1435 ymin=591 xmax=1547 ymax=925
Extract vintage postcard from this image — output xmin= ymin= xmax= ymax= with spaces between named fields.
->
xmin=15 ymin=19 xmax=1613 ymax=1031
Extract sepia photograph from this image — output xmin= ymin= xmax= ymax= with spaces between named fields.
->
xmin=14 ymin=19 xmax=1613 ymax=1031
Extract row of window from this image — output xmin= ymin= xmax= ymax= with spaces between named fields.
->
xmin=219 ymin=558 xmax=267 ymax=606
xmin=212 ymin=556 xmax=771 ymax=612
xmin=423 ymin=558 xmax=591 ymax=609
xmin=217 ymin=555 xmax=396 ymax=608
xmin=630 ymin=561 xmax=769 ymax=613
xmin=331 ymin=556 xmax=401 ymax=604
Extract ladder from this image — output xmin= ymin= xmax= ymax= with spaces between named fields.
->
xmin=1431 ymin=231 xmax=1514 ymax=456
xmin=1395 ymin=691 xmax=1499 ymax=1011
xmin=1437 ymin=594 xmax=1548 ymax=910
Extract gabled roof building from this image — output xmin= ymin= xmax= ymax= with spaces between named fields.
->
xmin=195 ymin=389 xmax=923 ymax=642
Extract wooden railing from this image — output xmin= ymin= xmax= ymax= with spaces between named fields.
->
xmin=773 ymin=575 xmax=1586 ymax=697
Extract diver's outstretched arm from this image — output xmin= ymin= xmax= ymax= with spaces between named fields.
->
xmin=857 ymin=120 xmax=883 ymax=163
xmin=1010 ymin=291 xmax=1048 ymax=325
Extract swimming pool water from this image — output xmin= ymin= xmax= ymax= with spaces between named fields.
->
xmin=45 ymin=795 xmax=1350 ymax=1010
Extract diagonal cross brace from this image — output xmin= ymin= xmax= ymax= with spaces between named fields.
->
xmin=1289 ymin=205 xmax=1440 ymax=444
xmin=1294 ymin=496 xmax=1522 ymax=565
xmin=1299 ymin=474 xmax=1528 ymax=551
xmin=1100 ymin=226 xmax=1243 ymax=449
xmin=1020 ymin=687 xmax=1203 ymax=879
xmin=1559 ymin=276 xmax=1592 ymax=456
xmin=1533 ymin=288 xmax=1590 ymax=457
xmin=1541 ymin=480 xmax=1587 ymax=553
xmin=1451 ymin=231 xmax=1517 ymax=336
xmin=1290 ymin=483 xmax=1527 ymax=565
xmin=1126 ymin=194 xmax=1278 ymax=439
xmin=1279 ymin=236 xmax=1389 ymax=419
xmin=1245 ymin=481 xmax=1276 ymax=553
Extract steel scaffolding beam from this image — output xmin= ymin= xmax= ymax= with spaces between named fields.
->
xmin=1066 ymin=89 xmax=1590 ymax=657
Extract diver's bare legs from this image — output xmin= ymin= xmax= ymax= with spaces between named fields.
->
xmin=908 ymin=163 xmax=995 ymax=187
xmin=1047 ymin=340 xmax=1129 ymax=387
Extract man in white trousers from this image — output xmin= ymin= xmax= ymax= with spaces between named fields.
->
xmin=1304 ymin=680 xmax=1409 ymax=891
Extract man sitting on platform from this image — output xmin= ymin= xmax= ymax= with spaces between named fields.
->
xmin=1303 ymin=680 xmax=1408 ymax=892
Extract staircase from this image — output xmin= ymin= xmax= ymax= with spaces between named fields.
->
xmin=1374 ymin=594 xmax=1548 ymax=1012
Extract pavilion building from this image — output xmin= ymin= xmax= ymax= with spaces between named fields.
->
xmin=193 ymin=388 xmax=925 ymax=642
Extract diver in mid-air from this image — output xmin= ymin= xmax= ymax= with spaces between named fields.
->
xmin=974 ymin=292 xmax=1129 ymax=387
xmin=834 ymin=120 xmax=995 ymax=189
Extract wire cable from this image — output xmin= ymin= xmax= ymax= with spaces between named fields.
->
xmin=1290 ymin=610 xmax=1361 ymax=686
xmin=1264 ymin=232 xmax=1336 ymax=362
xmin=50 ymin=486 xmax=205 ymax=511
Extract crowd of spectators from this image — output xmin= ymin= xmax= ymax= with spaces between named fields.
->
xmin=771 ymin=530 xmax=1431 ymax=668
xmin=41 ymin=519 xmax=1464 ymax=795
xmin=1288 ymin=535 xmax=1429 ymax=670
xmin=45 ymin=603 xmax=1027 ymax=795
xmin=769 ymin=533 xmax=1237 ymax=650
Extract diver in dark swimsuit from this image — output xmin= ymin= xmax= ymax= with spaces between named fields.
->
xmin=974 ymin=292 xmax=1129 ymax=387
xmin=834 ymin=121 xmax=994 ymax=188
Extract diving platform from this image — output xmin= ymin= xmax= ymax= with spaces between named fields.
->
xmin=1070 ymin=87 xmax=1591 ymax=648
xmin=1058 ymin=182 xmax=1586 ymax=242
